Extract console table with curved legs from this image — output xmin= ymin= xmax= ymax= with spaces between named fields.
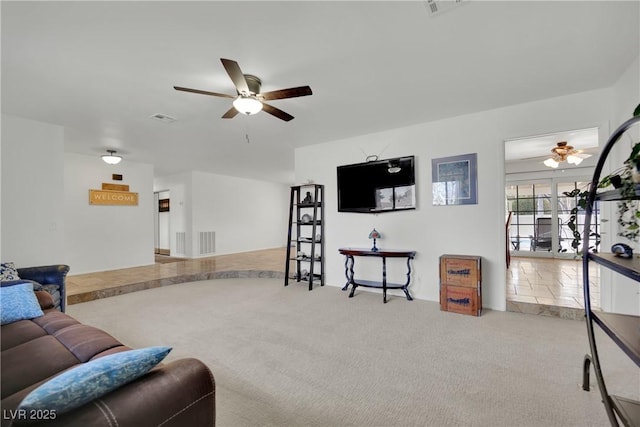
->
xmin=338 ymin=248 xmax=416 ymax=303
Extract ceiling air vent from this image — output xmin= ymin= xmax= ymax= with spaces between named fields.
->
xmin=150 ymin=113 xmax=177 ymax=124
xmin=424 ymin=0 xmax=467 ymax=17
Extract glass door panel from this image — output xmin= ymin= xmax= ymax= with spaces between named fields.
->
xmin=507 ymin=182 xmax=552 ymax=254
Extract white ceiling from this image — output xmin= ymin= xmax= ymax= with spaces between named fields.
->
xmin=2 ymin=1 xmax=639 ymax=183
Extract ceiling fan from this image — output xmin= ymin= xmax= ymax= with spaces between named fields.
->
xmin=174 ymin=58 xmax=312 ymax=122
xmin=543 ymin=141 xmax=592 ymax=168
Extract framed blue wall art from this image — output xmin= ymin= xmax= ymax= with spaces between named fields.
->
xmin=431 ymin=153 xmax=478 ymax=206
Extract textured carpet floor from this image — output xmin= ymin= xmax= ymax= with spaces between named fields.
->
xmin=68 ymin=278 xmax=639 ymax=426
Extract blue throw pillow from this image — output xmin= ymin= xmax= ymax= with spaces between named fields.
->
xmin=18 ymin=346 xmax=172 ymax=415
xmin=0 ymin=282 xmax=44 ymax=325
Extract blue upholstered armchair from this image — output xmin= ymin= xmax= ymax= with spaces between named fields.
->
xmin=1 ymin=264 xmax=70 ymax=312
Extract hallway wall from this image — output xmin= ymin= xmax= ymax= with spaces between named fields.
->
xmin=154 ymin=171 xmax=288 ymax=258
xmin=64 ymin=152 xmax=155 ymax=274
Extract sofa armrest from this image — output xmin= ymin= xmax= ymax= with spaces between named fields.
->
xmin=10 ymin=358 xmax=215 ymax=427
xmin=16 ymin=265 xmax=69 ymax=312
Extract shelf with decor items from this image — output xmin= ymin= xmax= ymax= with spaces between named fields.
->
xmin=284 ymin=184 xmax=324 ymax=291
xmin=581 ymin=114 xmax=640 ymax=427
xmin=596 ymin=184 xmax=640 ymax=202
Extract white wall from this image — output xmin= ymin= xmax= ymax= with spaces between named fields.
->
xmin=191 ymin=171 xmax=289 ymax=256
xmin=1 ymin=115 xmax=66 ymax=267
xmin=296 ymin=88 xmax=615 ymax=311
xmin=155 ymin=171 xmax=289 ymax=258
xmin=64 ymin=152 xmax=155 ymax=274
xmin=603 ymin=55 xmax=640 ymax=315
xmin=612 ymin=56 xmax=640 ymax=133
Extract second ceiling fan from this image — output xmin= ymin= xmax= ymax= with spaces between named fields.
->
xmin=543 ymin=141 xmax=592 ymax=168
xmin=174 ymin=58 xmax=312 ymax=122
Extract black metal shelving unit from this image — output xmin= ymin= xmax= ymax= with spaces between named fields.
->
xmin=284 ymin=184 xmax=325 ymax=290
xmin=582 ymin=115 xmax=640 ymax=427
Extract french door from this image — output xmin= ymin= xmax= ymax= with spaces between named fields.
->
xmin=506 ymin=178 xmax=600 ymax=257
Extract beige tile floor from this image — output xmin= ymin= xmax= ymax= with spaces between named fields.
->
xmin=507 ymin=256 xmax=599 ymax=310
xmin=66 ymin=247 xmax=287 ymax=305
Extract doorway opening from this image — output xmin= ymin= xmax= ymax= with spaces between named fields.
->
xmin=504 ymin=127 xmax=601 ymax=313
xmin=154 ymin=190 xmax=170 ymax=256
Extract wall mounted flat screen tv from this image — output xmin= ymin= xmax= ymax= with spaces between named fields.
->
xmin=337 ymin=156 xmax=416 ymax=213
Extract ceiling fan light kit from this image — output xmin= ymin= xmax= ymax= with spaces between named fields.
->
xmin=566 ymin=154 xmax=584 ymax=165
xmin=174 ymin=58 xmax=312 ymax=122
xmin=233 ymin=95 xmax=263 ymax=115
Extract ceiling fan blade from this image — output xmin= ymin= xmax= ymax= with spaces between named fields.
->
xmin=262 ymin=103 xmax=294 ymax=122
xmin=259 ymin=86 xmax=313 ymax=101
xmin=221 ymin=106 xmax=239 ymax=119
xmin=220 ymin=58 xmax=249 ymax=94
xmin=174 ymin=86 xmax=235 ymax=98
xmin=519 ymin=154 xmax=548 ymax=161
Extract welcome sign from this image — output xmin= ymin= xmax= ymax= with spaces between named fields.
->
xmin=89 ymin=189 xmax=138 ymax=206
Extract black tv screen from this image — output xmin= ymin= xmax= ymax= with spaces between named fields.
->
xmin=337 ymin=156 xmax=416 ymax=213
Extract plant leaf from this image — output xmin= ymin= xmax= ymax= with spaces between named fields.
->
xmin=628 ymin=143 xmax=640 ymax=163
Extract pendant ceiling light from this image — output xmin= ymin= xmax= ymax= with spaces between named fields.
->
xmin=543 ymin=141 xmax=591 ymax=168
xmin=102 ymin=150 xmax=122 ymax=165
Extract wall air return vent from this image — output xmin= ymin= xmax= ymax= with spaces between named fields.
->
xmin=176 ymin=232 xmax=186 ymax=255
xmin=424 ymin=0 xmax=467 ymax=17
xmin=150 ymin=113 xmax=177 ymax=123
xmin=199 ymin=231 xmax=216 ymax=255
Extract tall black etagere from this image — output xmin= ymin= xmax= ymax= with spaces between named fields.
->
xmin=582 ymin=115 xmax=640 ymax=427
xmin=285 ymin=184 xmax=324 ymax=290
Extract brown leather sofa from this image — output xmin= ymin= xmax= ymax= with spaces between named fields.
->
xmin=1 ymin=268 xmax=215 ymax=426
